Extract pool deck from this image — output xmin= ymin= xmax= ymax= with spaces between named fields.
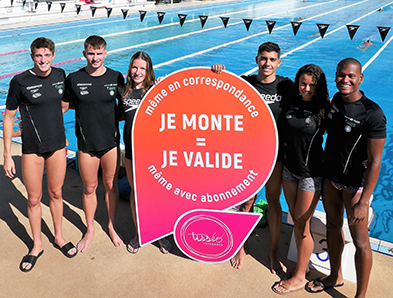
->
xmin=1 ymin=138 xmax=393 ymax=298
xmin=1 ymin=139 xmax=393 ymax=298
xmin=1 ymin=0 xmax=393 ymax=297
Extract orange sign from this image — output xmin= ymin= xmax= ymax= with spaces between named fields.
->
xmin=133 ymin=67 xmax=277 ymax=245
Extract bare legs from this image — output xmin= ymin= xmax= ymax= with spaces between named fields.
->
xmin=124 ymin=157 xmax=139 ymax=253
xmin=307 ymin=179 xmax=371 ymax=298
xmin=230 ymin=162 xmax=283 ymax=272
xmin=265 ymin=161 xmax=283 ymax=275
xmin=21 ymin=148 xmax=75 ymax=270
xmin=273 ymin=179 xmax=319 ymax=293
xmin=77 ymin=148 xmax=123 ymax=252
xmin=124 ymin=157 xmax=171 ymax=254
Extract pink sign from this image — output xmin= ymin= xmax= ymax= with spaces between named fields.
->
xmin=174 ymin=209 xmax=261 ymax=263
xmin=133 ymin=67 xmax=277 ymax=257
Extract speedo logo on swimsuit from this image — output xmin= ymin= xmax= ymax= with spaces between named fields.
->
xmin=259 ymin=94 xmax=281 ymax=103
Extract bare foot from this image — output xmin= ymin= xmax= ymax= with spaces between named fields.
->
xmin=77 ymin=231 xmax=94 ymax=253
xmin=109 ymin=228 xmax=123 ymax=247
xmin=270 ymin=251 xmax=284 ymax=275
xmin=230 ymin=245 xmax=246 ymax=269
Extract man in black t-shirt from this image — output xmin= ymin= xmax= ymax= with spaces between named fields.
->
xmin=212 ymin=42 xmax=293 ymax=274
xmin=64 ymin=35 xmax=124 ymax=253
xmin=306 ymin=59 xmax=386 ymax=297
xmin=3 ymin=37 xmax=77 ymax=272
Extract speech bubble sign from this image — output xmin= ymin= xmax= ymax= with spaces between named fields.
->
xmin=174 ymin=209 xmax=261 ymax=263
xmin=133 ymin=67 xmax=277 ymax=246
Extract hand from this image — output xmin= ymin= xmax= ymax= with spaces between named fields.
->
xmin=211 ymin=64 xmax=225 ymax=74
xmin=3 ymin=156 xmax=16 ymax=179
xmin=65 ymin=138 xmax=69 ymax=147
xmin=155 ymin=76 xmax=165 ymax=85
xmin=348 ymin=201 xmax=368 ymax=226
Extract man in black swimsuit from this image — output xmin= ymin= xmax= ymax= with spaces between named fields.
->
xmin=3 ymin=37 xmax=77 ymax=272
xmin=64 ymin=35 xmax=124 ymax=252
xmin=212 ymin=42 xmax=293 ymax=273
xmin=306 ymin=58 xmax=386 ymax=298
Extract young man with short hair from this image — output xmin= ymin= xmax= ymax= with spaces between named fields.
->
xmin=3 ymin=37 xmax=77 ymax=272
xmin=306 ymin=58 xmax=386 ymax=298
xmin=64 ymin=35 xmax=124 ymax=252
xmin=212 ymin=41 xmax=293 ymax=273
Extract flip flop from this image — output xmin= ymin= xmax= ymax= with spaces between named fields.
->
xmin=305 ymin=278 xmax=344 ymax=293
xmin=127 ymin=238 xmax=140 ymax=254
xmin=158 ymin=238 xmax=172 ymax=254
xmin=271 ymin=281 xmax=304 ymax=295
xmin=54 ymin=242 xmax=77 ymax=258
xmin=19 ymin=250 xmax=44 ymax=273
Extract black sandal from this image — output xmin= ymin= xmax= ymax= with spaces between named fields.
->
xmin=54 ymin=242 xmax=77 ymax=258
xmin=19 ymin=250 xmax=44 ymax=273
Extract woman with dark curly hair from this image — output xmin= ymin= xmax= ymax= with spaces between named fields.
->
xmin=273 ymin=64 xmax=329 ymax=294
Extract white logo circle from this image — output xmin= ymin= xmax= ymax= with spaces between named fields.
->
xmin=345 ymin=125 xmax=352 ymax=133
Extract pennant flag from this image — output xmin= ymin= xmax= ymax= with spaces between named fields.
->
xmin=46 ymin=1 xmax=52 ymax=12
xmin=11 ymin=0 xmax=14 ymax=6
xmin=60 ymin=3 xmax=66 ymax=13
xmin=157 ymin=12 xmax=165 ymax=24
xmin=91 ymin=6 xmax=97 ymax=17
xmin=378 ymin=26 xmax=391 ymax=42
xmin=105 ymin=7 xmax=112 ymax=18
xmin=178 ymin=14 xmax=187 ymax=27
xmin=34 ymin=0 xmax=38 ymax=10
xmin=291 ymin=21 xmax=302 ymax=36
xmin=243 ymin=19 xmax=252 ymax=32
xmin=266 ymin=20 xmax=276 ymax=34
xmin=316 ymin=23 xmax=330 ymax=38
xmin=346 ymin=25 xmax=360 ymax=40
xmin=22 ymin=0 xmax=26 ymax=6
xmin=139 ymin=10 xmax=147 ymax=22
xmin=199 ymin=15 xmax=208 ymax=28
xmin=121 ymin=9 xmax=128 ymax=20
xmin=75 ymin=4 xmax=81 ymax=15
xmin=220 ymin=17 xmax=229 ymax=28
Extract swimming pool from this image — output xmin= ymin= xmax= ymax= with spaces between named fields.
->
xmin=1 ymin=0 xmax=392 ymax=248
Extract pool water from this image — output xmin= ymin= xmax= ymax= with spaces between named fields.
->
xmin=0 ymin=0 xmax=392 ymax=245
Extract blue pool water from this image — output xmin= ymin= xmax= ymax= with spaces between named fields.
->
xmin=0 ymin=0 xmax=392 ymax=245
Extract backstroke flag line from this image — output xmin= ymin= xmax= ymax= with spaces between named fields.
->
xmin=132 ymin=68 xmax=277 ymax=263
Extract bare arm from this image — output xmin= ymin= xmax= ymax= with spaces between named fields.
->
xmin=3 ymin=109 xmax=18 ymax=178
xmin=349 ymin=137 xmax=385 ymax=225
xmin=62 ymin=100 xmax=70 ymax=114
